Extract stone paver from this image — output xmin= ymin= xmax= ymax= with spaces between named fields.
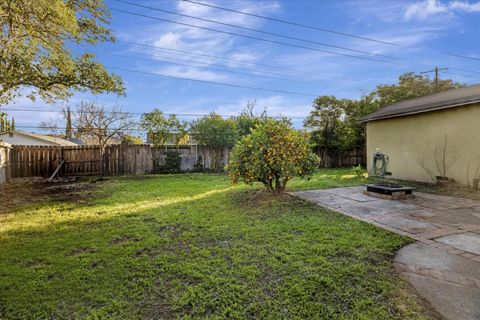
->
xmin=395 ymin=243 xmax=480 ymax=320
xmin=436 ymin=233 xmax=480 ymax=255
xmin=290 ymin=186 xmax=480 ymax=320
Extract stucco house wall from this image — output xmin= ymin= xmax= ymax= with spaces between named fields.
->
xmin=366 ymin=103 xmax=480 ymax=186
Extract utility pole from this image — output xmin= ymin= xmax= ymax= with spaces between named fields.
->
xmin=420 ymin=66 xmax=449 ymax=88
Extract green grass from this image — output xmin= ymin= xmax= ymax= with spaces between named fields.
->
xmin=289 ymin=168 xmax=370 ymax=191
xmin=0 ymin=169 xmax=430 ymax=319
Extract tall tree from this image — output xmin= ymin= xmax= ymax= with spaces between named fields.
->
xmin=304 ymin=96 xmax=352 ymax=156
xmin=0 ymin=0 xmax=125 ymax=105
xmin=140 ymin=109 xmax=186 ymax=146
xmin=368 ymin=72 xmax=463 ymax=109
xmin=65 ymin=107 xmax=73 ymax=139
xmin=305 ymin=72 xmax=465 ymax=163
xmin=233 ymin=100 xmax=267 ymax=137
xmin=191 ymin=113 xmax=239 ymax=172
xmin=74 ymin=102 xmax=135 ymax=177
xmin=0 ymin=112 xmax=6 ymax=132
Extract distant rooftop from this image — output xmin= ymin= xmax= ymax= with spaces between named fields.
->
xmin=0 ymin=130 xmax=78 ymax=146
xmin=361 ymin=84 xmax=480 ymax=122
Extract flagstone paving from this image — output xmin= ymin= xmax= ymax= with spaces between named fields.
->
xmin=291 ymin=186 xmax=480 ymax=320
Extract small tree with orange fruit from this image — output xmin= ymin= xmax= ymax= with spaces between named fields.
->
xmin=228 ymin=119 xmax=319 ymax=194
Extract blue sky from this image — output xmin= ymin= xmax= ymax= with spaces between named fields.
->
xmin=5 ymin=0 xmax=480 ymax=132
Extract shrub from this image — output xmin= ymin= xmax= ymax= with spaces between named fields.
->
xmin=351 ymin=164 xmax=365 ymax=178
xmin=228 ymin=119 xmax=319 ymax=194
xmin=159 ymin=151 xmax=182 ymax=174
xmin=192 ymin=155 xmax=205 ymax=172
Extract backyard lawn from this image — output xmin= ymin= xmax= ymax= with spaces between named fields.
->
xmin=0 ymin=170 xmax=431 ymax=319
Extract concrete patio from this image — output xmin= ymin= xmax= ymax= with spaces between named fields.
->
xmin=291 ymin=186 xmax=480 ymax=320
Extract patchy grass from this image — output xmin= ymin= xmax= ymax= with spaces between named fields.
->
xmin=0 ymin=170 xmax=431 ymax=319
xmin=289 ymin=168 xmax=370 ymax=191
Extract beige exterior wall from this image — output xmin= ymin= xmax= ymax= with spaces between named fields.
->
xmin=366 ymin=103 xmax=480 ymax=186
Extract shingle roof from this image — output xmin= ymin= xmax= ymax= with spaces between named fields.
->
xmin=0 ymin=131 xmax=78 ymax=146
xmin=360 ymin=84 xmax=480 ymax=122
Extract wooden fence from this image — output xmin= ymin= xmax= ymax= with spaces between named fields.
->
xmin=1 ymin=143 xmax=365 ymax=182
xmin=5 ymin=144 xmax=229 ymax=179
xmin=317 ymin=147 xmax=366 ymax=168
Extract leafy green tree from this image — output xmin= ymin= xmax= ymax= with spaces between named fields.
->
xmin=233 ymin=101 xmax=267 ymax=136
xmin=0 ymin=0 xmax=125 ymax=105
xmin=369 ymin=72 xmax=463 ymax=109
xmin=305 ymin=96 xmax=350 ymax=154
xmin=141 ymin=109 xmax=186 ymax=146
xmin=0 ymin=112 xmax=6 ymax=132
xmin=228 ymin=119 xmax=319 ymax=194
xmin=0 ymin=114 xmax=13 ymax=132
xmin=305 ymin=72 xmax=464 ymax=163
xmin=121 ymin=135 xmax=144 ymax=145
xmin=191 ymin=113 xmax=239 ymax=172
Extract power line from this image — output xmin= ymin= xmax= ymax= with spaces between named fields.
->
xmin=99 ymin=51 xmax=321 ymax=84
xmin=420 ymin=66 xmax=448 ymax=87
xmin=450 ymin=67 xmax=480 ymax=75
xmin=119 ymin=40 xmax=317 ymax=77
xmin=110 ymin=8 xmax=398 ymax=65
xmin=446 ymin=53 xmax=480 ymax=62
xmin=180 ymin=0 xmax=480 ymax=67
xmin=1 ymin=108 xmax=308 ymax=119
xmin=181 ymin=0 xmax=400 ymax=47
xmin=440 ymin=70 xmax=480 ymax=80
xmin=106 ymin=65 xmax=320 ymax=97
xmin=113 ymin=0 xmax=397 ymax=60
xmin=119 ymin=39 xmax=480 ymax=84
xmin=14 ymin=125 xmax=146 ymax=133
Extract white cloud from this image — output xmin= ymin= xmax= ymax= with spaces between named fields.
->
xmin=132 ymin=0 xmax=280 ymax=82
xmin=153 ymin=32 xmax=182 ymax=49
xmin=405 ymin=0 xmax=480 ymax=20
xmin=154 ymin=65 xmax=230 ymax=82
xmin=450 ymin=0 xmax=480 ymax=11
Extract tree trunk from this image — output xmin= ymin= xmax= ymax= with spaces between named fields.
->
xmin=273 ymin=175 xmax=285 ymax=194
xmin=99 ymin=146 xmax=105 ymax=178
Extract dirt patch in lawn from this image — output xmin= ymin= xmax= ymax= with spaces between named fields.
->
xmin=0 ymin=177 xmax=97 ymax=213
xmin=110 ymin=235 xmax=142 ymax=245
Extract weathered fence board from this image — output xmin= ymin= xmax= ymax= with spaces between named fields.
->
xmin=0 ymin=142 xmax=12 ymax=184
xmin=7 ymin=144 xmax=232 ymax=178
xmin=316 ymin=147 xmax=366 ymax=168
xmin=5 ymin=143 xmax=365 ymax=180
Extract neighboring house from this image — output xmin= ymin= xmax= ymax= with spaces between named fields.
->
xmin=0 ymin=130 xmax=79 ymax=146
xmin=361 ymin=85 xmax=480 ymax=186
xmin=146 ymin=132 xmax=193 ymax=145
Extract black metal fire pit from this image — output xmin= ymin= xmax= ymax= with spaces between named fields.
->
xmin=365 ymin=183 xmax=414 ymax=199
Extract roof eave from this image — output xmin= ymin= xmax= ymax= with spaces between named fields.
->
xmin=360 ymin=99 xmax=480 ymax=123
